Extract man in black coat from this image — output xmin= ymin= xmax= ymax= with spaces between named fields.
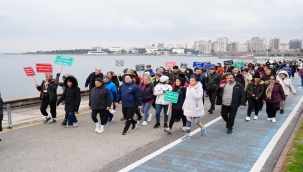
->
xmin=57 ymin=76 xmax=81 ymax=127
xmin=233 ymin=68 xmax=245 ymax=86
xmin=36 ymin=74 xmax=58 ymax=124
xmin=206 ymin=66 xmax=222 ymax=114
xmin=85 ymin=68 xmax=103 ymax=91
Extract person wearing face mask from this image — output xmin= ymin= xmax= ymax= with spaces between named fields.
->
xmin=35 ymin=74 xmax=58 ymax=124
xmin=264 ymin=76 xmax=286 ymax=123
xmin=56 ymin=76 xmax=81 ymax=128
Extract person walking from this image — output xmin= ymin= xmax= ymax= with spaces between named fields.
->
xmin=153 ymin=75 xmax=172 ymax=128
xmin=264 ymin=76 xmax=286 ymax=123
xmin=103 ymin=75 xmax=118 ymax=125
xmin=107 ymin=71 xmax=120 ymax=88
xmin=89 ymin=78 xmax=111 ymax=134
xmin=35 ymin=74 xmax=58 ymax=124
xmin=0 ymin=92 xmax=3 ymax=133
xmin=218 ymin=73 xmax=245 ymax=134
xmin=115 ymin=75 xmax=142 ymax=135
xmin=233 ymin=68 xmax=245 ymax=86
xmin=164 ymin=77 xmax=187 ymax=134
xmin=299 ymin=67 xmax=303 ymax=86
xmin=206 ymin=66 xmax=222 ymax=114
xmin=85 ymin=67 xmax=103 ymax=91
xmin=170 ymin=65 xmax=185 ymax=84
xmin=56 ymin=76 xmax=81 ymax=128
xmin=181 ymin=77 xmax=206 ymax=140
xmin=245 ymin=72 xmax=264 ymax=121
xmin=144 ymin=64 xmax=155 ymax=77
xmin=277 ymin=71 xmax=296 ymax=114
xmin=191 ymin=67 xmax=206 ymax=103
xmin=139 ymin=75 xmax=154 ymax=126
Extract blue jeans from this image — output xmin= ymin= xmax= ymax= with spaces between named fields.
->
xmin=155 ymin=104 xmax=168 ymax=123
xmin=141 ymin=102 xmax=152 ymax=121
xmin=67 ymin=111 xmax=78 ymax=126
xmin=104 ymin=110 xmax=114 ymax=125
xmin=301 ymin=76 xmax=303 ymax=85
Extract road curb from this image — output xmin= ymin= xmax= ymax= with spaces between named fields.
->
xmin=273 ymin=111 xmax=303 ymax=172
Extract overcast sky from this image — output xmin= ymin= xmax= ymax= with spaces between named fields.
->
xmin=0 ymin=0 xmax=303 ymax=52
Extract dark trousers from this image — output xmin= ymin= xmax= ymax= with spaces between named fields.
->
xmin=134 ymin=106 xmax=142 ymax=118
xmin=266 ymin=102 xmax=280 ymax=118
xmin=122 ymin=107 xmax=137 ymax=132
xmin=91 ymin=109 xmax=106 ymax=125
xmin=221 ymin=105 xmax=238 ymax=129
xmin=169 ymin=109 xmax=187 ymax=129
xmin=247 ymin=98 xmax=261 ymax=116
xmin=67 ymin=111 xmax=78 ymax=126
xmin=40 ymin=99 xmax=56 ymax=118
xmin=104 ymin=110 xmax=114 ymax=125
xmin=208 ymin=90 xmax=217 ymax=110
xmin=0 ymin=111 xmax=3 ymax=132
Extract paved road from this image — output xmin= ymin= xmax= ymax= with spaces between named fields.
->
xmin=0 ymin=77 xmax=302 ymax=172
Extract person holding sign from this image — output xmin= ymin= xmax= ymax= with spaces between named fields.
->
xmin=153 ymin=76 xmax=172 ymax=129
xmin=35 ymin=74 xmax=58 ymax=124
xmin=181 ymin=77 xmax=206 ymax=140
xmin=164 ymin=77 xmax=187 ymax=134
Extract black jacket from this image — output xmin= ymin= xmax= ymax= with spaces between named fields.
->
xmin=85 ymin=72 xmax=103 ymax=90
xmin=118 ymin=75 xmax=126 ymax=83
xmin=36 ymin=80 xmax=58 ymax=102
xmin=206 ymin=72 xmax=222 ymax=91
xmin=57 ymin=76 xmax=81 ymax=112
xmin=218 ymin=82 xmax=245 ymax=108
xmin=234 ymin=74 xmax=245 ymax=86
xmin=0 ymin=96 xmax=3 ymax=127
xmin=139 ymin=83 xmax=154 ymax=102
xmin=89 ymin=85 xmax=111 ymax=110
xmin=111 ymin=76 xmax=120 ymax=88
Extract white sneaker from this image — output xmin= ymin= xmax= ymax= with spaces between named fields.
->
xmin=182 ymin=127 xmax=186 ymax=132
xmin=148 ymin=114 xmax=152 ymax=122
xmin=245 ymin=116 xmax=251 ymax=121
xmin=142 ymin=121 xmax=148 ymax=126
xmin=267 ymin=118 xmax=272 ymax=121
xmin=73 ymin=122 xmax=79 ymax=127
xmin=271 ymin=118 xmax=276 ymax=123
xmin=97 ymin=126 xmax=105 ymax=134
xmin=95 ymin=123 xmax=100 ymax=132
xmin=110 ymin=109 xmax=116 ymax=114
xmin=164 ymin=128 xmax=172 ymax=134
xmin=254 ymin=116 xmax=258 ymax=120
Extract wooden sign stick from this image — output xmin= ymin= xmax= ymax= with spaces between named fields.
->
xmin=32 ymin=76 xmax=37 ymax=84
xmin=59 ymin=65 xmax=63 ymax=73
xmin=167 ymin=104 xmax=172 ymax=116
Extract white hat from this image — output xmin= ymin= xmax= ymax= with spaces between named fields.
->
xmin=160 ymin=75 xmax=169 ymax=82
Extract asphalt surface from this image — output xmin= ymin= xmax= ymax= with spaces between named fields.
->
xmin=0 ymin=77 xmax=302 ymax=172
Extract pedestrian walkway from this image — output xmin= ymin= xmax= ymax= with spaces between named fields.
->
xmin=120 ymin=77 xmax=303 ymax=172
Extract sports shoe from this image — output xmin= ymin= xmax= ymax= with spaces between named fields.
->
xmin=137 ymin=116 xmax=142 ymax=121
xmin=48 ymin=119 xmax=56 ymax=124
xmin=110 ymin=109 xmax=116 ymax=114
xmin=120 ymin=117 xmax=125 ymax=121
xmin=153 ymin=122 xmax=160 ymax=128
xmin=254 ymin=116 xmax=258 ymax=120
xmin=245 ymin=116 xmax=251 ymax=121
xmin=181 ymin=134 xmax=190 ymax=140
xmin=164 ymin=123 xmax=168 ymax=128
xmin=147 ymin=114 xmax=152 ymax=122
xmin=61 ymin=119 xmax=67 ymax=126
xmin=97 ymin=128 xmax=104 ymax=134
xmin=122 ymin=131 xmax=128 ymax=135
xmin=95 ymin=123 xmax=100 ymax=132
xmin=201 ymin=127 xmax=206 ymax=135
xmin=132 ymin=121 xmax=139 ymax=130
xmin=271 ymin=118 xmax=276 ymax=123
xmin=208 ymin=109 xmax=213 ymax=114
xmin=182 ymin=127 xmax=186 ymax=132
xmin=142 ymin=121 xmax=148 ymax=126
xmin=267 ymin=118 xmax=272 ymax=121
xmin=164 ymin=128 xmax=172 ymax=134
xmin=227 ymin=128 xmax=233 ymax=134
xmin=43 ymin=117 xmax=51 ymax=124
xmin=73 ymin=122 xmax=79 ymax=127
xmin=280 ymin=109 xmax=284 ymax=114
xmin=65 ymin=125 xmax=72 ymax=128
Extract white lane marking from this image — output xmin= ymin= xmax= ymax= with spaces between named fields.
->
xmin=249 ymin=95 xmax=303 ymax=172
xmin=118 ymin=116 xmax=222 ymax=172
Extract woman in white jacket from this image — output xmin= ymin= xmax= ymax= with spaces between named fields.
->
xmin=153 ymin=75 xmax=172 ymax=128
xmin=277 ymin=71 xmax=296 ymax=114
xmin=182 ymin=77 xmax=206 ymax=140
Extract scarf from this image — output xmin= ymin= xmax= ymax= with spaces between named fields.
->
xmin=266 ymin=83 xmax=274 ymax=99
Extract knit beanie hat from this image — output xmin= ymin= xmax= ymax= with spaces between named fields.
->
xmin=253 ymin=72 xmax=260 ymax=79
xmin=160 ymin=75 xmax=169 ymax=82
xmin=103 ymin=75 xmax=111 ymax=80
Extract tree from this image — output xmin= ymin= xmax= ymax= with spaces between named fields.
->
xmin=137 ymin=48 xmax=146 ymax=54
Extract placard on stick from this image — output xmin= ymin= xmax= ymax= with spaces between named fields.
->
xmin=116 ymin=60 xmax=124 ymax=67
xmin=54 ymin=55 xmax=74 ymax=66
xmin=165 ymin=62 xmax=176 ymax=68
xmin=180 ymin=62 xmax=188 ymax=69
xmin=164 ymin=91 xmax=179 ymax=103
xmin=23 ymin=67 xmax=37 ymax=84
xmin=36 ymin=63 xmax=53 ymax=73
xmin=135 ymin=64 xmax=145 ymax=71
xmin=193 ymin=62 xmax=204 ymax=68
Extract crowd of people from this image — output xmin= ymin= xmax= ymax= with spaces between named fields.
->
xmin=28 ymin=59 xmax=302 ymax=140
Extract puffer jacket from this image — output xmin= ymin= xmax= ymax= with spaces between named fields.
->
xmin=217 ymin=82 xmax=246 ymax=108
xmin=276 ymin=71 xmax=296 ymax=96
xmin=246 ymin=82 xmax=264 ymax=99
xmin=89 ymin=85 xmax=111 ymax=110
xmin=153 ymin=83 xmax=172 ymax=105
xmin=206 ymin=72 xmax=222 ymax=91
xmin=182 ymin=82 xmax=205 ymax=117
xmin=264 ymin=82 xmax=286 ymax=103
xmin=57 ymin=76 xmax=81 ymax=112
xmin=36 ymin=80 xmax=58 ymax=102
xmin=139 ymin=83 xmax=154 ymax=103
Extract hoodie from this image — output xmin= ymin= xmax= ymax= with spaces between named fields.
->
xmin=276 ymin=70 xmax=296 ymax=96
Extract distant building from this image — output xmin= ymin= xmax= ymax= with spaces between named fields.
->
xmin=166 ymin=44 xmax=174 ymax=49
xmin=172 ymin=48 xmax=185 ymax=54
xmin=227 ymin=42 xmax=238 ymax=52
xmin=110 ymin=47 xmax=123 ymax=53
xmin=289 ymin=39 xmax=302 ymax=49
xmin=280 ymin=43 xmax=289 ymax=51
xmin=193 ymin=41 xmax=199 ymax=51
xmin=177 ymin=44 xmax=184 ymax=49
xmin=201 ymin=42 xmax=212 ymax=54
xmin=216 ymin=37 xmax=228 ymax=52
xmin=146 ymin=48 xmax=158 ymax=54
xmin=250 ymin=37 xmax=266 ymax=52
xmin=246 ymin=40 xmax=251 ymax=51
xmin=237 ymin=43 xmax=248 ymax=52
xmin=269 ymin=38 xmax=281 ymax=51
xmin=157 ymin=43 xmax=164 ymax=49
xmin=184 ymin=43 xmax=188 ymax=49
xmin=92 ymin=46 xmax=103 ymax=51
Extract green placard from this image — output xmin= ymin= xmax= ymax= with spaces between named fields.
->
xmin=54 ymin=55 xmax=74 ymax=66
xmin=164 ymin=91 xmax=179 ymax=103
xmin=234 ymin=61 xmax=244 ymax=68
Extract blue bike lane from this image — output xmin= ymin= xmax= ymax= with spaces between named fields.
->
xmin=119 ymin=77 xmax=303 ymax=172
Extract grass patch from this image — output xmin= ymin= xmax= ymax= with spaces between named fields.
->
xmin=282 ymin=123 xmax=303 ymax=172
